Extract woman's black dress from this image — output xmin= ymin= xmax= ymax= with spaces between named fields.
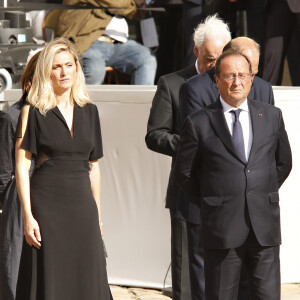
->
xmin=16 ymin=103 xmax=110 ymax=300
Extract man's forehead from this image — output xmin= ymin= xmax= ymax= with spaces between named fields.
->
xmin=202 ymin=37 xmax=228 ymax=51
xmin=220 ymin=55 xmax=249 ymax=70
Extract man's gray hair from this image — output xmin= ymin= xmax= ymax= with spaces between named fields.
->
xmin=193 ymin=14 xmax=231 ymax=49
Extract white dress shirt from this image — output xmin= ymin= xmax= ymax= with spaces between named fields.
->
xmin=195 ymin=60 xmax=200 ymax=74
xmin=220 ymin=97 xmax=253 ymax=160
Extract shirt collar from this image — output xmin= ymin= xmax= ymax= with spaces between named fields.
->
xmin=219 ymin=96 xmax=249 ymax=114
xmin=195 ymin=60 xmax=200 ymax=74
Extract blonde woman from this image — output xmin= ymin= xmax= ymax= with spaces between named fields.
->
xmin=15 ymin=38 xmax=111 ymax=300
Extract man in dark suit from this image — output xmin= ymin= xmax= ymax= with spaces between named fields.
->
xmin=263 ymin=0 xmax=300 ymax=85
xmin=146 ymin=15 xmax=231 ymax=300
xmin=175 ymin=50 xmax=292 ymax=300
xmin=178 ymin=36 xmax=274 ymax=300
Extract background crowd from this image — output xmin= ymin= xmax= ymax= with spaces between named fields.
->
xmin=152 ymin=0 xmax=300 ymax=85
xmin=21 ymin=0 xmax=300 ymax=87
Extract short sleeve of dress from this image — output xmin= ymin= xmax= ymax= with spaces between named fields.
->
xmin=89 ymin=105 xmax=103 ymax=161
xmin=17 ymin=106 xmax=38 ymax=156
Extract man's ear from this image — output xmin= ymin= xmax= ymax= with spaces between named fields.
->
xmin=193 ymin=46 xmax=199 ymax=58
xmin=214 ymin=74 xmax=219 ymax=85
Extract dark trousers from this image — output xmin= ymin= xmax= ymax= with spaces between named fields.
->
xmin=170 ymin=211 xmax=192 ymax=300
xmin=187 ymin=222 xmax=251 ymax=300
xmin=186 ymin=222 xmax=205 ymax=300
xmin=263 ymin=0 xmax=300 ymax=85
xmin=204 ymin=230 xmax=280 ymax=300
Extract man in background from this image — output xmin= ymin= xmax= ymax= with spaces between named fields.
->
xmin=146 ymin=15 xmax=231 ymax=300
xmin=263 ymin=0 xmax=300 ymax=85
xmin=56 ymin=0 xmax=156 ymax=85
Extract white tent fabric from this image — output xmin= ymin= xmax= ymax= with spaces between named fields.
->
xmin=3 ymin=85 xmax=300 ymax=287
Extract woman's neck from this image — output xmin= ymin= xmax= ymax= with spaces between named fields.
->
xmin=56 ymin=89 xmax=73 ymax=108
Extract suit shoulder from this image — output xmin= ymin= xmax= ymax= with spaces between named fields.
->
xmin=187 ymin=71 xmax=211 ymax=84
xmin=253 ymin=75 xmax=272 ymax=88
xmin=188 ymin=106 xmax=209 ymax=123
xmin=249 ymin=99 xmax=281 ymax=114
xmin=184 ymin=69 xmax=214 ymax=91
xmin=160 ymin=65 xmax=196 ymax=82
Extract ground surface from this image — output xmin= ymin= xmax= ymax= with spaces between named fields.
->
xmin=110 ymin=283 xmax=300 ymax=300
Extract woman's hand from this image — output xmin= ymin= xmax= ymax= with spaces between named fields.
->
xmin=24 ymin=216 xmax=42 ymax=249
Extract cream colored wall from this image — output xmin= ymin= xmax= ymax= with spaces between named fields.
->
xmin=2 ymin=85 xmax=300 ymax=285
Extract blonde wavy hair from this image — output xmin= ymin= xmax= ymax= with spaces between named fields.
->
xmin=27 ymin=38 xmax=90 ymax=115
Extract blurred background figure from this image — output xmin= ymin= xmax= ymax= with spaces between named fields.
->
xmin=55 ymin=0 xmax=157 ymax=85
xmin=263 ymin=0 xmax=300 ymax=85
xmin=0 ymin=49 xmax=40 ymax=300
xmin=153 ymin=0 xmax=183 ymax=80
xmin=243 ymin=0 xmax=266 ymax=77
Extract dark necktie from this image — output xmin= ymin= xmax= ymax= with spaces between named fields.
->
xmin=230 ymin=109 xmax=246 ymax=162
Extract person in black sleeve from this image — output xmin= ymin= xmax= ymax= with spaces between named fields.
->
xmin=0 ymin=50 xmax=40 ymax=300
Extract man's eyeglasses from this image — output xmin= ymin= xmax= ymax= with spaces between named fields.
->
xmin=223 ymin=73 xmax=251 ymax=83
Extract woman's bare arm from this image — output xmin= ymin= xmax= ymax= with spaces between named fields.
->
xmin=15 ymin=105 xmax=41 ymax=249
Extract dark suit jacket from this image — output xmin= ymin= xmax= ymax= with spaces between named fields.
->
xmin=176 ymin=67 xmax=275 ymax=224
xmin=174 ymin=99 xmax=292 ymax=249
xmin=179 ymin=67 xmax=275 ymax=128
xmin=146 ymin=65 xmax=197 ymax=209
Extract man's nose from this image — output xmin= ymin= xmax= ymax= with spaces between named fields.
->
xmin=233 ymin=75 xmax=241 ymax=84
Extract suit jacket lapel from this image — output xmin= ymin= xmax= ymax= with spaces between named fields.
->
xmin=206 ymin=99 xmax=245 ymax=163
xmin=247 ymin=100 xmax=264 ymax=163
xmin=184 ymin=65 xmax=197 ymax=81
